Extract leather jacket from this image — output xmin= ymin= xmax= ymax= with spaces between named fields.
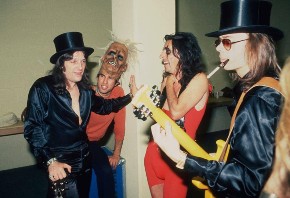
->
xmin=184 ymin=86 xmax=283 ymax=198
xmin=24 ymin=75 xmax=131 ymax=167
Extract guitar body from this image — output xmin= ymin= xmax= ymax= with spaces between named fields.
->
xmin=132 ymin=85 xmax=230 ymax=198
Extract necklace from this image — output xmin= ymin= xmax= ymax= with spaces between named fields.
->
xmin=95 ymin=87 xmax=110 ymax=98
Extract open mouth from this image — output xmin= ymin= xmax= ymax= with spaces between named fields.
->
xmin=100 ymin=85 xmax=108 ymax=90
xmin=220 ymin=59 xmax=229 ymax=68
xmin=108 ymin=61 xmax=116 ymax=66
xmin=162 ymin=60 xmax=169 ymax=66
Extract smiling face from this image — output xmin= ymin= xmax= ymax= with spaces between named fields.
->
xmin=159 ymin=40 xmax=180 ymax=75
xmin=101 ymin=42 xmax=128 ymax=73
xmin=215 ymin=33 xmax=250 ymax=77
xmin=63 ymin=51 xmax=86 ymax=86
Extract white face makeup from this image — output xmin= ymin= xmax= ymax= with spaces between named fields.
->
xmin=159 ymin=40 xmax=180 ymax=75
xmin=215 ymin=33 xmax=250 ymax=77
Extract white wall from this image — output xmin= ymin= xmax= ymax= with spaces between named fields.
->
xmin=112 ymin=1 xmax=175 ymax=197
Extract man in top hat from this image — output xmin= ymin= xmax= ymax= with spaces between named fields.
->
xmin=24 ymin=32 xmax=136 ymax=198
xmin=86 ymin=34 xmax=139 ymax=198
xmin=149 ymin=0 xmax=284 ymax=197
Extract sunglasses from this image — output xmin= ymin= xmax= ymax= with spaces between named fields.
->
xmin=214 ymin=38 xmax=249 ymax=51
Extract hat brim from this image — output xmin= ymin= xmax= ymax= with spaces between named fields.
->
xmin=205 ymin=25 xmax=284 ymax=41
xmin=50 ymin=47 xmax=94 ymax=64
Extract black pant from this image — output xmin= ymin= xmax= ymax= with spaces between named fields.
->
xmin=47 ymin=144 xmax=92 ymax=198
xmin=89 ymin=141 xmax=115 ymax=198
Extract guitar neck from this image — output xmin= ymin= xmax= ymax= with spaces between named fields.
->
xmin=132 ymin=85 xmax=213 ymax=160
xmin=150 ymin=106 xmax=212 ymax=160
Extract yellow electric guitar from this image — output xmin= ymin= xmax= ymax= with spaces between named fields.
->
xmin=132 ymin=85 xmax=230 ymax=198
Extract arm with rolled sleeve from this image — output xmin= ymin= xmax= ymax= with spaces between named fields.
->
xmin=108 ymin=105 xmax=125 ymax=168
xmin=112 ymin=91 xmax=126 ymax=154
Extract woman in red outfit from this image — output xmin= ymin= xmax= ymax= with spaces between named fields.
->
xmin=144 ymin=32 xmax=210 ymax=198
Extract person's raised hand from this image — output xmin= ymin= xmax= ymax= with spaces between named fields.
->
xmin=129 ymin=75 xmax=139 ymax=97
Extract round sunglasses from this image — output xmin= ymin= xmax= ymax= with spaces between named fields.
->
xmin=215 ymin=38 xmax=249 ymax=51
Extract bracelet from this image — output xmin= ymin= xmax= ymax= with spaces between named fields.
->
xmin=129 ymin=93 xmax=133 ymax=98
xmin=47 ymin=158 xmax=57 ymax=166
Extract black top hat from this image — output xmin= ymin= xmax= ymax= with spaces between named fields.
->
xmin=50 ymin=32 xmax=94 ymax=64
xmin=205 ymin=0 xmax=283 ymax=40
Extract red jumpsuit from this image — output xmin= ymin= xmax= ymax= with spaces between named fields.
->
xmin=144 ymin=105 xmax=207 ymax=198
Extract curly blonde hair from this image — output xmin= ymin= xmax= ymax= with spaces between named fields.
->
xmin=262 ymin=57 xmax=290 ymax=197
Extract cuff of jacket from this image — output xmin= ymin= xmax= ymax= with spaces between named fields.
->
xmin=184 ymin=155 xmax=209 ymax=178
xmin=40 ymin=149 xmax=55 ymax=167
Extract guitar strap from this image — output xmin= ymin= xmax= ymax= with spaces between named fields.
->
xmin=218 ymin=77 xmax=282 ymax=162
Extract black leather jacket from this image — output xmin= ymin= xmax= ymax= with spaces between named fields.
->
xmin=24 ymin=75 xmax=131 ymax=165
xmin=184 ymin=86 xmax=283 ymax=198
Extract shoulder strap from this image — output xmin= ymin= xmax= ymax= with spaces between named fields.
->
xmin=218 ymin=77 xmax=282 ymax=161
xmin=230 ymin=77 xmax=282 ymax=128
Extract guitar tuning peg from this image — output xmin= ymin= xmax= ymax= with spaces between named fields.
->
xmin=133 ymin=109 xmax=141 ymax=117
xmin=132 ymin=105 xmax=149 ymax=121
xmin=153 ymin=99 xmax=158 ymax=105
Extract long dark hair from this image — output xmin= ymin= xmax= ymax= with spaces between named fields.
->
xmin=164 ymin=32 xmax=204 ymax=88
xmin=49 ymin=51 xmax=91 ymax=94
xmin=237 ymin=33 xmax=280 ymax=91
